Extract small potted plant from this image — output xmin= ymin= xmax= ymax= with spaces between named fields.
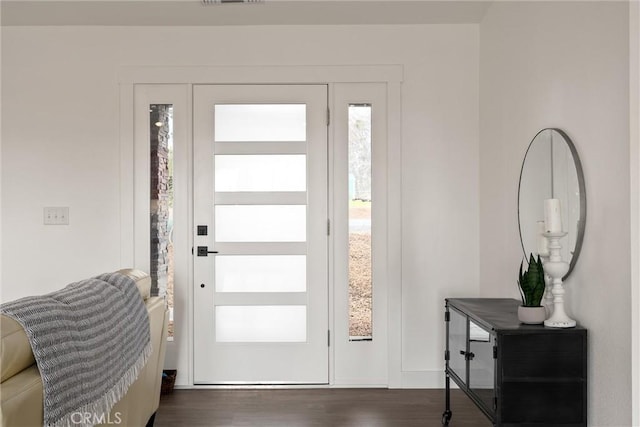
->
xmin=517 ymin=253 xmax=546 ymax=324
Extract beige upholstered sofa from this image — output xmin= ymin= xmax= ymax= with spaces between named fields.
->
xmin=0 ymin=269 xmax=168 ymax=427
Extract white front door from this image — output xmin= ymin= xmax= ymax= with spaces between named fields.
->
xmin=193 ymin=85 xmax=329 ymax=384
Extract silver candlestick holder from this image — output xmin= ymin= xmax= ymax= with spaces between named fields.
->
xmin=543 ymin=231 xmax=576 ymax=328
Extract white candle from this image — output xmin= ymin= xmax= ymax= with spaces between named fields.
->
xmin=544 ymin=198 xmax=563 ymax=233
xmin=536 ymin=220 xmax=549 ymax=255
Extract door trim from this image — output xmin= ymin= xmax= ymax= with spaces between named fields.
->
xmin=121 ymin=65 xmax=403 ymax=387
xmin=119 ymin=65 xmax=403 ymax=85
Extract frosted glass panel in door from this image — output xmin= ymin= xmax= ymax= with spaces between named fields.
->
xmin=215 ymin=155 xmax=306 ymax=192
xmin=215 ymin=205 xmax=306 ymax=242
xmin=215 ymin=105 xmax=306 ymax=142
xmin=216 ymin=306 xmax=307 ymax=342
xmin=215 ymin=255 xmax=307 ymax=292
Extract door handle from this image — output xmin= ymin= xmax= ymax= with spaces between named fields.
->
xmin=196 ymin=246 xmax=218 ymax=257
xmin=459 ymin=350 xmax=475 ymax=361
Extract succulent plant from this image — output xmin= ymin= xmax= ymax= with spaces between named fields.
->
xmin=518 ymin=253 xmax=545 ymax=307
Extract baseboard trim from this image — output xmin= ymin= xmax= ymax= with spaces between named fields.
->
xmin=174 ymin=370 xmax=450 ymax=389
xmin=397 ymin=370 xmax=449 ymax=389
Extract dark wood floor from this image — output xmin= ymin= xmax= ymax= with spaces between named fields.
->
xmin=155 ymin=389 xmax=492 ymax=427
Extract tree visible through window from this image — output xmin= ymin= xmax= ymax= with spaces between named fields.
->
xmin=348 ymin=104 xmax=372 ymax=339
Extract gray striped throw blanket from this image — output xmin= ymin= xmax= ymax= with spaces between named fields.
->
xmin=0 ymin=272 xmax=152 ymax=427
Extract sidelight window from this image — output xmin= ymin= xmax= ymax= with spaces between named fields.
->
xmin=348 ymin=104 xmax=372 ymax=340
xmin=150 ymin=104 xmax=175 ymax=338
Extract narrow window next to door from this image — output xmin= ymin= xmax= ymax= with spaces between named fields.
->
xmin=348 ymin=104 xmax=372 ymax=341
xmin=150 ymin=104 xmax=174 ymax=339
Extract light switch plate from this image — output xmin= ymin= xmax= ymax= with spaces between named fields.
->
xmin=44 ymin=207 xmax=69 ymax=225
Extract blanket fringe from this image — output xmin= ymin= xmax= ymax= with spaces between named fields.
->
xmin=50 ymin=341 xmax=153 ymax=427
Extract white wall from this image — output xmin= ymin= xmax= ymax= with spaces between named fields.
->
xmin=631 ymin=2 xmax=640 ymax=424
xmin=1 ymin=24 xmax=479 ymax=386
xmin=399 ymin=27 xmax=479 ymax=383
xmin=480 ymin=2 xmax=631 ymax=426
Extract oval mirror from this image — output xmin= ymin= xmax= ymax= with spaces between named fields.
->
xmin=518 ymin=128 xmax=586 ymax=279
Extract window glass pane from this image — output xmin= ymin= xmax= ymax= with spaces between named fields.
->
xmin=216 ymin=255 xmax=306 ymax=292
xmin=215 ymin=205 xmax=306 ymax=242
xmin=215 ymin=155 xmax=306 ymax=192
xmin=149 ymin=104 xmax=174 ymax=339
xmin=348 ymin=104 xmax=372 ymax=340
xmin=469 ymin=320 xmax=495 ymax=411
xmin=216 ymin=306 xmax=307 ymax=342
xmin=449 ymin=309 xmax=467 ymax=384
xmin=215 ymin=104 xmax=306 ymax=142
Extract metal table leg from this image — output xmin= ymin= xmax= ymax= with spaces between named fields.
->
xmin=442 ymin=372 xmax=452 ymax=425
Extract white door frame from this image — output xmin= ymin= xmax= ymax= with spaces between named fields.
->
xmin=120 ymin=65 xmax=403 ymax=388
xmin=129 ymin=84 xmax=192 ymax=384
xmin=332 ymin=83 xmax=389 ymax=386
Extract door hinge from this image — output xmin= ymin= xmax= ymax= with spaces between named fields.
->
xmin=444 ymin=311 xmax=450 ymax=322
xmin=444 ymin=350 xmax=450 ymax=361
xmin=493 ymin=345 xmax=498 ymax=359
xmin=327 ymin=107 xmax=330 ymax=126
xmin=327 ymin=219 xmax=331 ymax=236
xmin=328 ymin=330 xmax=331 ymax=347
xmin=493 ymin=397 xmax=498 ymax=411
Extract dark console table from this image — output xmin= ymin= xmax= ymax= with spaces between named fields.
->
xmin=443 ymin=298 xmax=587 ymax=426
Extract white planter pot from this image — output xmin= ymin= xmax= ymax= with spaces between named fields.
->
xmin=517 ymin=306 xmax=546 ymax=325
